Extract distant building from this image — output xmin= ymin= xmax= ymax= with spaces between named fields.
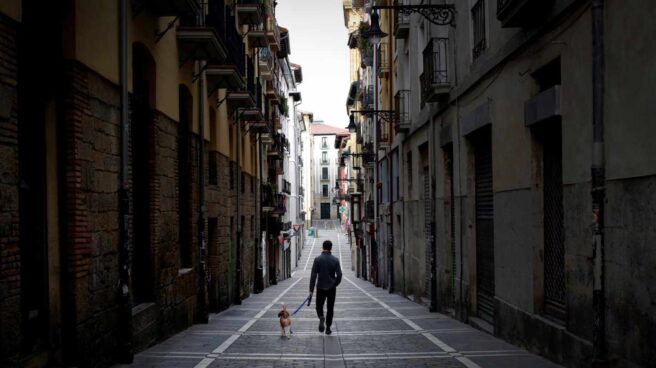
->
xmin=309 ymin=124 xmax=350 ymax=221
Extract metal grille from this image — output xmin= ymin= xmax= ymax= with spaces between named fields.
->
xmin=472 ymin=0 xmax=486 ymax=59
xmin=475 ymin=133 xmax=495 ymax=324
xmin=543 ymin=130 xmax=566 ymax=322
xmin=445 ymin=146 xmax=456 ymax=301
xmin=424 ymin=167 xmax=433 ymax=299
xmin=421 ymin=38 xmax=449 ymax=104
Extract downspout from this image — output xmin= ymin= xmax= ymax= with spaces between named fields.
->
xmin=196 ymin=58 xmax=208 ymax=323
xmin=372 ymin=10 xmax=379 ymax=286
xmin=254 ymin=133 xmax=262 ymax=294
xmin=387 ymin=7 xmax=394 ymax=294
xmin=429 ymin=111 xmax=437 ymax=312
xmin=235 ymin=111 xmax=242 ymax=305
xmin=118 ymin=0 xmax=133 ymax=362
xmin=195 ymin=4 xmax=208 ymax=323
xmin=591 ymin=0 xmax=606 ymax=365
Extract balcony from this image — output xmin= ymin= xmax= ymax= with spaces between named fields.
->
xmin=267 ymin=133 xmax=286 ymax=158
xmin=394 ymin=89 xmax=410 ymax=133
xmin=265 ymin=77 xmax=280 ymax=104
xmin=260 ymin=121 xmax=275 ymax=146
xmin=261 ymin=185 xmax=286 ymax=215
xmin=497 ymin=0 xmax=554 ymax=28
xmin=363 ymin=142 xmax=375 ymax=168
xmin=420 ymin=38 xmax=450 ymax=104
xmin=240 ymin=108 xmax=265 ymax=130
xmin=266 ymin=15 xmax=281 ymax=52
xmin=246 ymin=23 xmax=268 ymax=49
xmin=524 ymin=85 xmax=561 ymax=127
xmin=365 ymin=200 xmax=374 ymax=221
xmin=226 ymin=90 xmax=255 ymax=113
xmin=258 ymin=48 xmax=274 ymax=80
xmin=176 ymin=27 xmax=227 ymax=65
xmin=147 ymin=0 xmax=199 ymax=17
xmin=377 ymin=119 xmax=390 ymax=149
xmin=282 ymin=180 xmax=291 ymax=195
xmin=205 ymin=2 xmax=245 ymax=92
xmin=377 ymin=42 xmax=389 ymax=78
xmin=362 ymin=84 xmax=374 ymax=108
xmin=393 ymin=1 xmax=410 ymax=39
xmin=206 ymin=64 xmax=245 ymax=92
xmin=235 ymin=0 xmax=264 ymax=27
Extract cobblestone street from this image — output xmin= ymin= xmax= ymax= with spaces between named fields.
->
xmin=116 ymin=220 xmax=562 ymax=368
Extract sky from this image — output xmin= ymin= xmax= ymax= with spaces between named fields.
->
xmin=275 ymin=0 xmax=350 ymax=128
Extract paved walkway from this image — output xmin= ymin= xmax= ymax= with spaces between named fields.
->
xmin=117 ymin=219 xmax=562 ymax=368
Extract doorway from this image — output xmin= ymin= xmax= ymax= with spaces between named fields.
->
xmin=320 ymin=203 xmax=331 ymax=219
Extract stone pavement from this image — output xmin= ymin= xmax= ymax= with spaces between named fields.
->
xmin=116 ymin=219 xmax=563 ymax=368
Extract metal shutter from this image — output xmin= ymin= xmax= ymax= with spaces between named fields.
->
xmin=475 ymin=135 xmax=495 ymax=324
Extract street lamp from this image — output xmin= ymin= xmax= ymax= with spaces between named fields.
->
xmin=363 ymin=11 xmax=387 ymax=46
xmin=346 ymin=113 xmax=358 ymax=133
xmin=350 ymin=192 xmax=362 ymax=224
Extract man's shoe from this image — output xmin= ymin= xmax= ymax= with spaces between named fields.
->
xmin=318 ymin=317 xmax=325 ymax=333
xmin=325 ymin=327 xmax=332 ymax=335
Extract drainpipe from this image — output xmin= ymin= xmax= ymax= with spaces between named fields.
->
xmin=235 ymin=111 xmax=242 ymax=305
xmin=591 ymin=0 xmax=606 ymax=365
xmin=196 ymin=58 xmax=208 ymax=323
xmin=387 ymin=7 xmax=394 ymax=294
xmin=195 ymin=3 xmax=208 ymax=323
xmin=118 ymin=0 xmax=133 ymax=362
xmin=372 ymin=10 xmax=379 ymax=287
xmin=429 ymin=113 xmax=437 ymax=313
xmin=254 ymin=133 xmax=262 ymax=294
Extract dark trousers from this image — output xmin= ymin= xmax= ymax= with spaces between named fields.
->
xmin=316 ymin=288 xmax=336 ymax=327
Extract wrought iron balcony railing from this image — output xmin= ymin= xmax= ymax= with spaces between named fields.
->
xmin=394 ymin=89 xmax=411 ymax=133
xmin=365 ymin=200 xmax=374 ymax=221
xmin=282 ymin=180 xmax=291 ymax=195
xmin=394 ymin=0 xmax=410 ymax=39
xmin=421 ymin=37 xmax=450 ymax=104
xmin=363 ymin=84 xmax=375 ymax=108
xmin=377 ymin=42 xmax=389 ymax=77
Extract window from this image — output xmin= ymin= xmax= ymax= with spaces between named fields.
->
xmin=472 ymin=0 xmax=486 ymax=59
xmin=322 ymin=137 xmax=328 ymax=149
xmin=321 ymin=151 xmax=328 ymax=164
xmin=322 ymin=184 xmax=329 ymax=197
xmin=322 ymin=167 xmax=329 ymax=180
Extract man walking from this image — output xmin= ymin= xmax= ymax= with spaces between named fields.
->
xmin=309 ymin=240 xmax=342 ymax=335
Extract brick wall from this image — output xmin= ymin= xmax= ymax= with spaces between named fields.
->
xmin=0 ymin=13 xmax=20 ymax=366
xmin=60 ymin=61 xmax=120 ymax=367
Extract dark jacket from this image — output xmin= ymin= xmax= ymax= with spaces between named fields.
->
xmin=310 ymin=251 xmax=342 ymax=292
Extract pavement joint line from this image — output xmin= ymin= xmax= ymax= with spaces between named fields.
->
xmin=344 ymin=276 xmax=483 ymax=368
xmin=193 ymin=277 xmax=304 ymax=368
xmin=303 ymin=236 xmax=317 ymax=271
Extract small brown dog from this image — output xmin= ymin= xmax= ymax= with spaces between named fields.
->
xmin=278 ymin=303 xmax=293 ymax=338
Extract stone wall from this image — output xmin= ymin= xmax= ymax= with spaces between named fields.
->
xmin=0 ymin=12 xmax=20 ymax=366
xmin=59 ymin=60 xmax=121 ymax=367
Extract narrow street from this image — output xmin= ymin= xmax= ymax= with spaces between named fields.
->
xmin=116 ymin=220 xmax=561 ymax=368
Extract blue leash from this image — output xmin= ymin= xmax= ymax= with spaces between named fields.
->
xmin=291 ymin=295 xmax=312 ymax=316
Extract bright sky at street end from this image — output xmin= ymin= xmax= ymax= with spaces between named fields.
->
xmin=275 ymin=0 xmax=351 ymax=128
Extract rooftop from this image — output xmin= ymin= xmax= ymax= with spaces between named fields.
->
xmin=310 ymin=123 xmax=350 ymax=136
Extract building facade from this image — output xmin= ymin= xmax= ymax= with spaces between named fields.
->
xmin=310 ymin=124 xmax=349 ymax=221
xmin=0 ymin=0 xmax=301 ymax=366
xmin=344 ymin=0 xmax=656 ymax=367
